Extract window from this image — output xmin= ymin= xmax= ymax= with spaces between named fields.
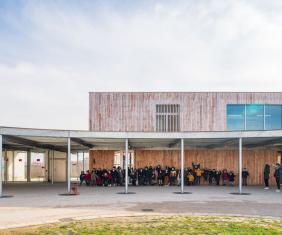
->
xmin=227 ymin=104 xmax=282 ymax=131
xmin=265 ymin=105 xmax=282 ymax=130
xmin=227 ymin=105 xmax=245 ymax=130
xmin=246 ymin=104 xmax=264 ymax=130
xmin=156 ymin=104 xmax=180 ymax=132
xmin=114 ymin=151 xmax=134 ymax=169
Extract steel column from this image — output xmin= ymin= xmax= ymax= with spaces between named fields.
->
xmin=51 ymin=150 xmax=54 ymax=184
xmin=27 ymin=150 xmax=31 ymax=182
xmin=0 ymin=135 xmax=2 ymax=197
xmin=125 ymin=138 xmax=129 ymax=194
xmin=67 ymin=137 xmax=71 ymax=193
xmin=239 ymin=138 xmax=243 ymax=194
xmin=181 ymin=138 xmax=184 ymax=194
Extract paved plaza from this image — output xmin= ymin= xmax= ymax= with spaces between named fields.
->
xmin=0 ymin=183 xmax=281 ymax=229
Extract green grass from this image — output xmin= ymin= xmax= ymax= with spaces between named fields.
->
xmin=2 ymin=216 xmax=282 ymax=235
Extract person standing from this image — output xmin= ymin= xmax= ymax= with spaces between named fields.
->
xmin=195 ymin=167 xmax=202 ymax=185
xmin=274 ymin=163 xmax=281 ymax=193
xmin=215 ymin=170 xmax=221 ymax=186
xmin=222 ymin=169 xmax=229 ymax=186
xmin=229 ymin=171 xmax=235 ymax=186
xmin=242 ymin=168 xmax=249 ymax=186
xmin=263 ymin=164 xmax=270 ymax=190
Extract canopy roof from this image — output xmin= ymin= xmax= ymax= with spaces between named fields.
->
xmin=1 ymin=126 xmax=282 ymax=152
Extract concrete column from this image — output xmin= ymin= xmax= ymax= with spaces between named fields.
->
xmin=180 ymin=138 xmax=184 ymax=193
xmin=27 ymin=151 xmax=31 ymax=182
xmin=239 ymin=137 xmax=243 ymax=194
xmin=0 ymin=135 xmax=2 ymax=197
xmin=67 ymin=137 xmax=71 ymax=193
xmin=125 ymin=138 xmax=129 ymax=194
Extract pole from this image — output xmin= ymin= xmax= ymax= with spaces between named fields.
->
xmin=27 ymin=150 xmax=31 ymax=182
xmin=52 ymin=150 xmax=54 ymax=184
xmin=125 ymin=138 xmax=128 ymax=194
xmin=0 ymin=135 xmax=2 ymax=197
xmin=239 ymin=138 xmax=243 ymax=194
xmin=181 ymin=138 xmax=184 ymax=194
xmin=67 ymin=137 xmax=71 ymax=193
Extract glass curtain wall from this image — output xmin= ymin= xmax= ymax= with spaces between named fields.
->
xmin=227 ymin=104 xmax=282 ymax=131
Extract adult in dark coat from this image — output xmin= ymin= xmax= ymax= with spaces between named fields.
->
xmin=242 ymin=168 xmax=249 ymax=186
xmin=274 ymin=163 xmax=281 ymax=192
xmin=263 ymin=164 xmax=270 ymax=189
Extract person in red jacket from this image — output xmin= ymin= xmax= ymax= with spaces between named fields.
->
xmin=84 ymin=170 xmax=91 ymax=186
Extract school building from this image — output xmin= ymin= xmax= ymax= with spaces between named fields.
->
xmin=1 ymin=92 xmax=282 ymax=196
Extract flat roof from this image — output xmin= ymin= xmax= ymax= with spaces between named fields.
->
xmin=1 ymin=126 xmax=282 ymax=152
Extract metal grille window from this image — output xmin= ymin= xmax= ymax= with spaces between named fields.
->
xmin=156 ymin=104 xmax=180 ymax=132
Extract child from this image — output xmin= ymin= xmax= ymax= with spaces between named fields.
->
xmin=229 ymin=171 xmax=235 ymax=186
xmin=187 ymin=172 xmax=194 ymax=186
xmin=222 ymin=169 xmax=229 ymax=186
xmin=79 ymin=171 xmax=85 ymax=186
xmin=195 ymin=167 xmax=202 ymax=185
xmin=85 ymin=170 xmax=91 ymax=186
xmin=170 ymin=167 xmax=177 ymax=186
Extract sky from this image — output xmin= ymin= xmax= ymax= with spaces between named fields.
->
xmin=0 ymin=0 xmax=282 ymax=130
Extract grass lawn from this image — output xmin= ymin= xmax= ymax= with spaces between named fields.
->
xmin=1 ymin=216 xmax=282 ymax=235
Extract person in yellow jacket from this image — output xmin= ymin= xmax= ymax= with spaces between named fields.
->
xmin=195 ymin=167 xmax=202 ymax=185
xmin=187 ymin=172 xmax=194 ymax=186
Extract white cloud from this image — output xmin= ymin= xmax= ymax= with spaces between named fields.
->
xmin=0 ymin=0 xmax=282 ymax=129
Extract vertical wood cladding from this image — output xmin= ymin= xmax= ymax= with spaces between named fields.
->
xmin=136 ymin=149 xmax=279 ymax=185
xmin=89 ymin=149 xmax=279 ymax=185
xmin=89 ymin=92 xmax=282 ymax=132
xmin=89 ymin=150 xmax=115 ymax=169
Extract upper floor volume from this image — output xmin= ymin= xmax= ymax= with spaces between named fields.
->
xmin=89 ymin=92 xmax=282 ymax=132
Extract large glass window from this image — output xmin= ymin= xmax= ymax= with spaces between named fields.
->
xmin=227 ymin=105 xmax=245 ymax=130
xmin=246 ymin=104 xmax=264 ymax=130
xmin=265 ymin=105 xmax=282 ymax=130
xmin=227 ymin=104 xmax=282 ymax=131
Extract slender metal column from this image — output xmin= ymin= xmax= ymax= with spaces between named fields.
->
xmin=4 ymin=150 xmax=7 ymax=184
xmin=0 ymin=135 xmax=3 ymax=197
xmin=67 ymin=137 xmax=71 ymax=193
xmin=239 ymin=138 xmax=243 ymax=194
xmin=82 ymin=152 xmax=85 ymax=171
xmin=51 ymin=150 xmax=54 ymax=184
xmin=27 ymin=151 xmax=31 ymax=182
xmin=12 ymin=151 xmax=15 ymax=182
xmin=125 ymin=138 xmax=129 ymax=194
xmin=181 ymin=138 xmax=184 ymax=194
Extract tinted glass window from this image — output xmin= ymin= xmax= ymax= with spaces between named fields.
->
xmin=227 ymin=105 xmax=245 ymax=130
xmin=246 ymin=104 xmax=264 ymax=130
xmin=265 ymin=105 xmax=282 ymax=130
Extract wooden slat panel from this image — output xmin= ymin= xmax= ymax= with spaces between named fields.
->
xmin=89 ymin=150 xmax=115 ymax=169
xmin=89 ymin=92 xmax=282 ymax=132
xmin=89 ymin=149 xmax=278 ymax=185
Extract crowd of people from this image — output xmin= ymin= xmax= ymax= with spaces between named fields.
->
xmin=79 ymin=163 xmax=239 ymax=187
xmin=79 ymin=162 xmax=281 ymax=191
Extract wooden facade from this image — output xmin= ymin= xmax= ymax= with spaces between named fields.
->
xmin=89 ymin=149 xmax=279 ymax=185
xmin=89 ymin=92 xmax=282 ymax=132
xmin=88 ymin=92 xmax=282 ymax=186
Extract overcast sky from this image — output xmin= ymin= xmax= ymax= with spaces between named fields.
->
xmin=0 ymin=0 xmax=282 ymax=130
